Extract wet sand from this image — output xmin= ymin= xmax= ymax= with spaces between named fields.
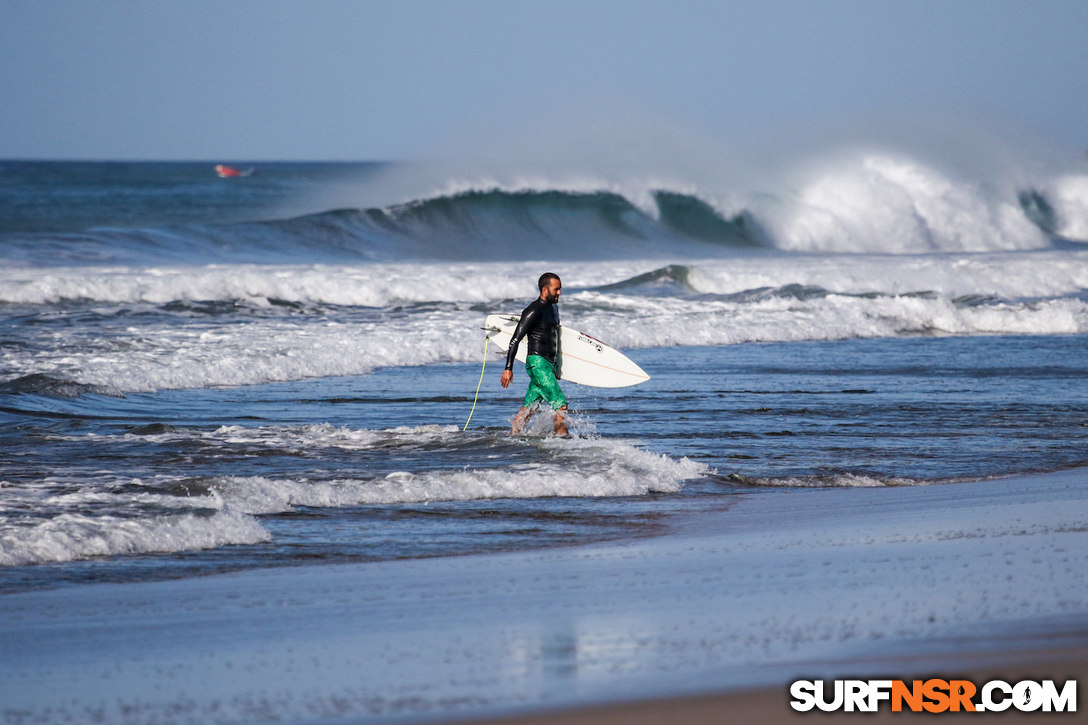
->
xmin=454 ymin=645 xmax=1086 ymax=724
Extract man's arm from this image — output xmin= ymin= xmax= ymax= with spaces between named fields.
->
xmin=500 ymin=300 xmax=542 ymax=387
xmin=504 ymin=301 xmax=541 ymax=371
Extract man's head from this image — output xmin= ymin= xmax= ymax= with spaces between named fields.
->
xmin=538 ymin=272 xmax=561 ymax=303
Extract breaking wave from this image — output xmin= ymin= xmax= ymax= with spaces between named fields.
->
xmin=3 ymin=153 xmax=1086 ymax=269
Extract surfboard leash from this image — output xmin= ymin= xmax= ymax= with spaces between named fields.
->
xmin=462 ymin=334 xmax=491 ymax=431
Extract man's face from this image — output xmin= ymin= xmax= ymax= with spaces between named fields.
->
xmin=542 ymin=278 xmax=562 ymax=303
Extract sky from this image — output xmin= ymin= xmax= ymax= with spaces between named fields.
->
xmin=1 ymin=0 xmax=1086 ymax=161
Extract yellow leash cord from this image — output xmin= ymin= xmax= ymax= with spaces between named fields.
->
xmin=462 ymin=335 xmax=490 ymax=431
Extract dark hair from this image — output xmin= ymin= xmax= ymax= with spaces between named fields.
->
xmin=538 ymin=272 xmax=560 ymax=291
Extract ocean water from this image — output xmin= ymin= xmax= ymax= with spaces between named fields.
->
xmin=2 ymin=158 xmax=1087 ymax=594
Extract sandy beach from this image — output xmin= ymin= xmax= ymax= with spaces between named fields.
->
xmin=2 ymin=467 xmax=1085 ymax=725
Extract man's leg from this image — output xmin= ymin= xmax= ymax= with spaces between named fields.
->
xmin=511 ymin=405 xmax=533 ymax=435
xmin=519 ymin=356 xmax=567 ymax=436
xmin=552 ymin=404 xmax=568 ymax=436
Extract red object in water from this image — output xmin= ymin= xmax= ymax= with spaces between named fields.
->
xmin=215 ymin=164 xmax=255 ymax=178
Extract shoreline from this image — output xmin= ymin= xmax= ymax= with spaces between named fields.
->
xmin=2 ymin=467 xmax=1086 ymax=724
xmin=452 ymin=642 xmax=1087 ymax=724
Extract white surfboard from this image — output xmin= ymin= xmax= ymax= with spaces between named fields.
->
xmin=485 ymin=314 xmax=650 ymax=388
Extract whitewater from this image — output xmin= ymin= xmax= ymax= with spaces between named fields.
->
xmin=1 ymin=252 xmax=1087 ymax=395
xmin=1 ymin=152 xmax=1087 ymax=586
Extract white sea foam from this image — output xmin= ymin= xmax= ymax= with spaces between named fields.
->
xmin=208 ymin=423 xmax=391 ymax=450
xmin=732 ymin=473 xmax=919 ymax=488
xmin=0 ymin=508 xmax=271 ymax=567
xmin=0 ymin=262 xmax=541 ymax=307
xmin=0 ymin=427 xmax=707 ymax=566
xmin=679 ymin=251 xmax=1088 ymax=299
xmin=215 ymin=461 xmax=684 ymax=514
xmin=3 ymin=251 xmax=1085 ymax=393
xmin=207 ymin=430 xmax=706 ymax=513
xmin=766 ymin=154 xmax=1049 ymax=253
xmin=1048 ymin=174 xmax=1088 ymax=240
xmin=573 ymin=292 xmax=1088 ymax=351
xmin=10 ymin=290 xmax=1081 ymax=395
xmin=3 ymin=251 xmax=1084 ymax=309
xmin=0 ymin=306 xmax=486 ymax=392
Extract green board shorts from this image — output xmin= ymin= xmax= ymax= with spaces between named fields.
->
xmin=523 ymin=355 xmax=568 ymax=410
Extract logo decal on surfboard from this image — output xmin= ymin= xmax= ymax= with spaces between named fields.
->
xmin=576 ymin=333 xmax=605 ymax=353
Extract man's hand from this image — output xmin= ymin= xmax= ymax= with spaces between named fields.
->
xmin=500 ymin=369 xmax=513 ymax=388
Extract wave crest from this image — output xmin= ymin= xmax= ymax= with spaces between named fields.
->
xmin=772 ymin=154 xmax=1050 ymax=253
xmin=4 ymin=157 xmax=1085 ymax=269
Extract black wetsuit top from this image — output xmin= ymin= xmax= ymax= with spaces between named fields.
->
xmin=504 ymin=297 xmax=560 ymax=369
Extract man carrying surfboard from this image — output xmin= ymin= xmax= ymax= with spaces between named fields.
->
xmin=500 ymin=273 xmax=568 ymax=436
